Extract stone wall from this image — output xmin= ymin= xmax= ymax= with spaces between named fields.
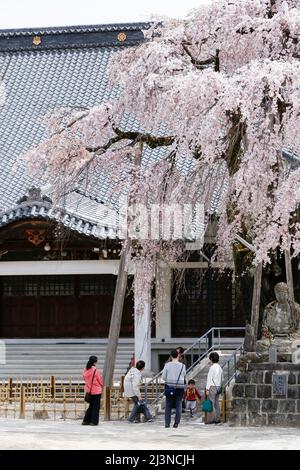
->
xmin=228 ymin=363 xmax=300 ymax=426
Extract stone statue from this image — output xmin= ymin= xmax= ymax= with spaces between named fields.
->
xmin=263 ymin=283 xmax=300 ymax=335
xmin=256 ymin=282 xmax=300 ymax=360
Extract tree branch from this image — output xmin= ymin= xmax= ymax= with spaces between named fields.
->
xmin=53 ymin=108 xmax=90 ymax=136
xmin=86 ymin=129 xmax=174 ymax=153
xmin=181 ymin=41 xmax=217 ymax=70
xmin=224 ymin=109 xmax=247 ymax=176
xmin=65 ymin=127 xmax=175 ymax=197
xmin=112 ymin=127 xmax=175 ymax=148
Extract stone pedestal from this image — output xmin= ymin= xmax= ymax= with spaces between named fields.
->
xmin=229 ymin=363 xmax=300 ymax=426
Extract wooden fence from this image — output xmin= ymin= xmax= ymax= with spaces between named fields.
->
xmin=0 ymin=377 xmax=133 ymax=421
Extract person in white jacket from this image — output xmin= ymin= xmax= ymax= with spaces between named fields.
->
xmin=205 ymin=352 xmax=223 ymax=424
xmin=124 ymin=360 xmax=153 ymax=423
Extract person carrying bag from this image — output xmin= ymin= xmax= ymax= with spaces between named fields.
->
xmin=82 ymin=355 xmax=104 ymax=426
xmin=124 ymin=360 xmax=154 ymax=423
xmin=164 ymin=364 xmax=184 ymax=397
xmin=84 ymin=368 xmax=96 ymax=403
xmin=162 ymin=350 xmax=186 ymax=428
xmin=205 ymin=352 xmax=223 ymax=424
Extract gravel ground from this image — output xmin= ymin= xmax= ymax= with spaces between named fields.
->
xmin=0 ymin=418 xmax=299 ymax=450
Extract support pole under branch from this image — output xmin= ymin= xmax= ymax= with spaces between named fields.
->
xmin=103 ymin=242 xmax=131 ymax=388
xmin=250 ymin=262 xmax=263 ymax=341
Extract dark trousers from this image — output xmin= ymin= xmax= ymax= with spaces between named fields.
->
xmin=172 ymin=396 xmax=186 ymax=410
xmin=83 ymin=394 xmax=101 ymax=425
xmin=165 ymin=388 xmax=185 ymax=426
xmin=129 ymin=396 xmax=152 ymax=422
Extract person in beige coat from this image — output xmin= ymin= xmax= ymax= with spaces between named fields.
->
xmin=124 ymin=360 xmax=153 ymax=423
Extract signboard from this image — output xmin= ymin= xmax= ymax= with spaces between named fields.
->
xmin=273 ymin=373 xmax=287 ymax=396
xmin=269 ymin=345 xmax=277 ymax=363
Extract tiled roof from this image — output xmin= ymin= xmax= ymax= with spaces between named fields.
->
xmin=0 ymin=200 xmax=103 ymax=237
xmin=0 ymin=188 xmax=117 ymax=238
xmin=0 ymin=24 xmax=145 ymax=238
xmin=0 ymin=23 xmax=223 ymax=241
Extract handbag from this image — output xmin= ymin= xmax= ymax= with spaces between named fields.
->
xmin=164 ymin=364 xmax=184 ymax=397
xmin=201 ymin=398 xmax=213 ymax=413
xmin=84 ymin=369 xmax=96 ymax=403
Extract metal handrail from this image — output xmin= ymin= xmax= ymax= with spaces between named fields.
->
xmin=221 ymin=344 xmax=244 ymax=388
xmin=184 ymin=327 xmax=244 ymax=354
xmin=145 ymin=326 xmax=245 ymax=405
xmin=184 ymin=327 xmax=245 ymax=373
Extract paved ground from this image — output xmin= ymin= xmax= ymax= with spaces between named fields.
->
xmin=0 ymin=418 xmax=299 ymax=450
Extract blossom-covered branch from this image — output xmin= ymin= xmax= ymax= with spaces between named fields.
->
xmin=22 ymin=0 xmax=300 ymax=267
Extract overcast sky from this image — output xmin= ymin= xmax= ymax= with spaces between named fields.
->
xmin=0 ymin=0 xmax=211 ymax=29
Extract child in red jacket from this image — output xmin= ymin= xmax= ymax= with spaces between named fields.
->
xmin=184 ymin=379 xmax=201 ymax=417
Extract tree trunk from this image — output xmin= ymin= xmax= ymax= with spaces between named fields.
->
xmin=284 ymin=248 xmax=294 ymax=302
xmin=250 ymin=262 xmax=263 ymax=340
xmin=103 ymin=241 xmax=131 ymax=388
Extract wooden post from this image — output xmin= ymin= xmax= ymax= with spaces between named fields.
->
xmin=124 ymin=397 xmax=130 ymax=418
xmin=120 ymin=375 xmax=125 ymax=395
xmin=103 ymin=242 xmax=130 ymax=387
xmin=250 ymin=262 xmax=263 ymax=340
xmin=103 ymin=386 xmax=111 ymax=421
xmin=19 ymin=385 xmax=25 ymax=419
xmin=221 ymin=391 xmax=226 ymax=423
xmin=284 ymin=248 xmax=294 ymax=302
xmin=50 ymin=375 xmax=55 ymax=399
xmin=8 ymin=378 xmax=13 ymax=402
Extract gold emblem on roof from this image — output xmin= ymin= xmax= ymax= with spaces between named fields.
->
xmin=26 ymin=229 xmax=46 ymax=246
xmin=32 ymin=35 xmax=42 ymax=46
xmin=117 ymin=32 xmax=127 ymax=42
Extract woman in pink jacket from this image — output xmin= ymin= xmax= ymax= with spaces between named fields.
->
xmin=82 ymin=355 xmax=104 ymax=426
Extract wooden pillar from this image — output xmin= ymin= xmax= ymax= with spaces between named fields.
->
xmin=103 ymin=386 xmax=111 ymax=421
xmin=103 ymin=242 xmax=130 ymax=387
xmin=120 ymin=375 xmax=125 ymax=395
xmin=50 ymin=375 xmax=55 ymax=399
xmin=19 ymin=385 xmax=25 ymax=419
xmin=284 ymin=248 xmax=294 ymax=302
xmin=8 ymin=378 xmax=13 ymax=402
xmin=250 ymin=262 xmax=263 ymax=340
xmin=221 ymin=391 xmax=226 ymax=423
xmin=124 ymin=397 xmax=130 ymax=418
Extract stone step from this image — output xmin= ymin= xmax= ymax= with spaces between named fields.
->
xmin=0 ymin=340 xmax=134 ymax=380
xmin=4 ymin=346 xmax=130 ymax=348
xmin=1 ymin=354 xmax=132 ymax=360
